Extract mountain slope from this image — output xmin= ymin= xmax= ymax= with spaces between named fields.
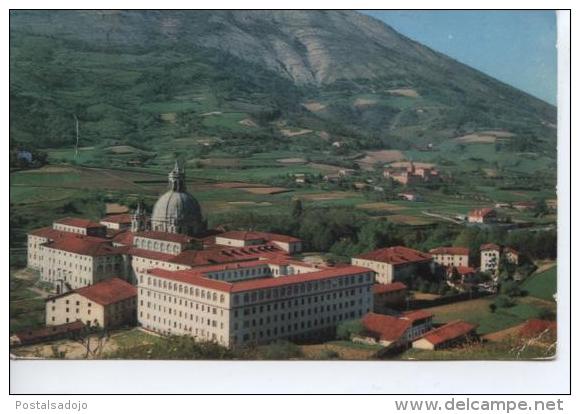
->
xmin=9 ymin=10 xmax=556 ymax=152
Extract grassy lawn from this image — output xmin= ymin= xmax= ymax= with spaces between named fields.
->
xmin=397 ymin=341 xmax=555 ymax=361
xmin=522 ymin=265 xmax=557 ymax=302
xmin=201 ymin=112 xmax=248 ymax=130
xmin=10 ymin=268 xmax=45 ymax=334
xmin=108 ymin=328 xmax=164 ymax=351
xmin=426 ymin=297 xmax=555 ymax=335
xmin=188 ymin=165 xmax=323 ymax=182
xmin=46 ymin=147 xmax=103 ymax=164
xmin=300 ymin=340 xmax=382 ymax=360
xmin=325 ymin=340 xmax=383 ymax=351
xmin=10 ymin=186 xmax=83 ymax=205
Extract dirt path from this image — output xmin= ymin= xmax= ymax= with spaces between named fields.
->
xmin=13 ymin=335 xmax=118 ymax=359
xmin=28 ymin=287 xmax=50 ymax=298
xmin=534 ymin=261 xmax=556 ymax=274
xmin=300 ymin=343 xmax=379 ymax=360
xmin=483 ymin=323 xmax=525 ymax=342
xmin=422 ymin=211 xmax=463 ymax=224
xmin=12 ymin=268 xmax=38 ymax=281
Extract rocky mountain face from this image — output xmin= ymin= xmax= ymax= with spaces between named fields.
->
xmin=10 ymin=10 xmax=556 ymax=149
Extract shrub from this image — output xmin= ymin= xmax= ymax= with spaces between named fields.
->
xmin=500 ymin=280 xmax=523 ymax=297
xmin=495 ymin=295 xmax=516 ymax=309
xmin=336 ymin=319 xmax=364 ymax=340
xmin=259 ymin=340 xmax=303 ymax=360
xmin=317 ymin=349 xmax=340 ymax=360
xmin=107 ymin=335 xmax=234 ymax=360
xmin=537 ymin=308 xmax=556 ymax=321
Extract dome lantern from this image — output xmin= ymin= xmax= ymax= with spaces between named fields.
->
xmin=150 ymin=162 xmax=206 ymax=236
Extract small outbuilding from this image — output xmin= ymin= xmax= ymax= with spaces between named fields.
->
xmin=10 ymin=321 xmax=85 ymax=347
xmin=412 ymin=320 xmax=478 ymax=350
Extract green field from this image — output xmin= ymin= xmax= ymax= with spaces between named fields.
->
xmin=426 ymin=296 xmax=555 ymax=335
xmin=397 ymin=341 xmax=554 ymax=361
xmin=522 ymin=265 xmax=557 ymax=301
xmin=10 ymin=266 xmax=45 ymax=334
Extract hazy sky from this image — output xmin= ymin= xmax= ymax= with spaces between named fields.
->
xmin=362 ymin=10 xmax=557 ymax=105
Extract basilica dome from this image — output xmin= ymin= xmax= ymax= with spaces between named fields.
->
xmin=150 ymin=162 xmax=206 ymax=235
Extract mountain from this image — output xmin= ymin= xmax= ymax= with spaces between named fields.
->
xmin=9 ymin=10 xmax=556 ymax=153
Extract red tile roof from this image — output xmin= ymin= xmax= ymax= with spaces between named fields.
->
xmin=360 ymin=313 xmax=411 ymax=342
xmin=504 ymin=247 xmax=519 ymax=255
xmin=455 ymin=266 xmax=476 ymax=275
xmin=112 ymin=231 xmax=134 ymax=246
xmin=355 ymin=246 xmax=432 ymax=265
xmin=147 ymin=268 xmax=233 ymax=292
xmin=429 ymin=246 xmax=469 ymax=256
xmin=74 ymin=278 xmax=137 ymax=306
xmin=100 ymin=214 xmax=132 ymax=224
xmin=28 ymin=227 xmax=72 ymax=240
xmin=13 ymin=321 xmax=85 ymax=344
xmin=418 ymin=320 xmax=477 ymax=346
xmin=169 ymin=243 xmax=284 ymax=267
xmin=469 ymin=208 xmax=496 ymax=218
xmin=191 ymin=259 xmax=271 ymax=274
xmin=401 ymin=309 xmax=434 ymax=323
xmin=45 ymin=236 xmax=128 ymax=257
xmin=229 ymin=265 xmax=370 ymax=293
xmin=519 ymin=319 xmax=557 ymax=339
xmin=373 ymin=282 xmax=407 ymax=294
xmin=513 ymin=201 xmax=537 ymax=208
xmin=129 ymin=247 xmax=176 ymax=262
xmin=148 ymin=264 xmax=372 ymax=293
xmin=480 ymin=243 xmax=500 ymax=251
xmin=54 ymin=217 xmax=104 ymax=228
xmin=217 ymin=231 xmax=301 ymax=243
xmin=133 ymin=231 xmax=194 ymax=244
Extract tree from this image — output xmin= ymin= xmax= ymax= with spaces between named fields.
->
xmin=449 ymin=267 xmax=462 ymax=284
xmin=107 ymin=335 xmax=234 ymax=360
xmin=291 ymin=198 xmax=303 ymax=219
xmin=429 ymin=281 xmax=440 ymax=295
xmin=259 ymin=340 xmax=303 ymax=360
xmin=533 ymin=198 xmax=549 ymax=218
xmin=317 ymin=349 xmax=340 ymax=360
xmin=438 ymin=281 xmax=450 ymax=296
xmin=500 ymin=280 xmax=523 ymax=297
xmin=336 ymin=319 xmax=364 ymax=340
xmin=498 ymin=256 xmax=516 ymax=280
xmin=495 ymin=295 xmax=516 ymax=309
xmin=418 ymin=279 xmax=430 ymax=294
xmin=77 ymin=324 xmax=108 ymax=359
xmin=538 ymin=308 xmax=556 ymax=321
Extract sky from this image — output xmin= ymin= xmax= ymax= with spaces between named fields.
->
xmin=361 ymin=11 xmax=557 ymax=105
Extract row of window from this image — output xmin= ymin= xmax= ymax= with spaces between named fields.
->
xmin=43 ymin=270 xmax=91 ymax=287
xmin=234 ymin=288 xmax=370 ymax=317
xmin=140 ymin=313 xmax=224 ymax=331
xmin=205 ymin=265 xmax=270 ymax=282
xmin=234 ymin=300 xmax=366 ymax=330
xmin=140 ymin=299 xmax=223 ymax=317
xmin=134 ymin=237 xmax=181 ymax=254
xmin=233 ymin=273 xmax=373 ymax=305
xmin=141 ymin=277 xmax=226 ymax=303
xmin=145 ymin=324 xmax=223 ymax=343
xmin=236 ymin=309 xmax=368 ymax=344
